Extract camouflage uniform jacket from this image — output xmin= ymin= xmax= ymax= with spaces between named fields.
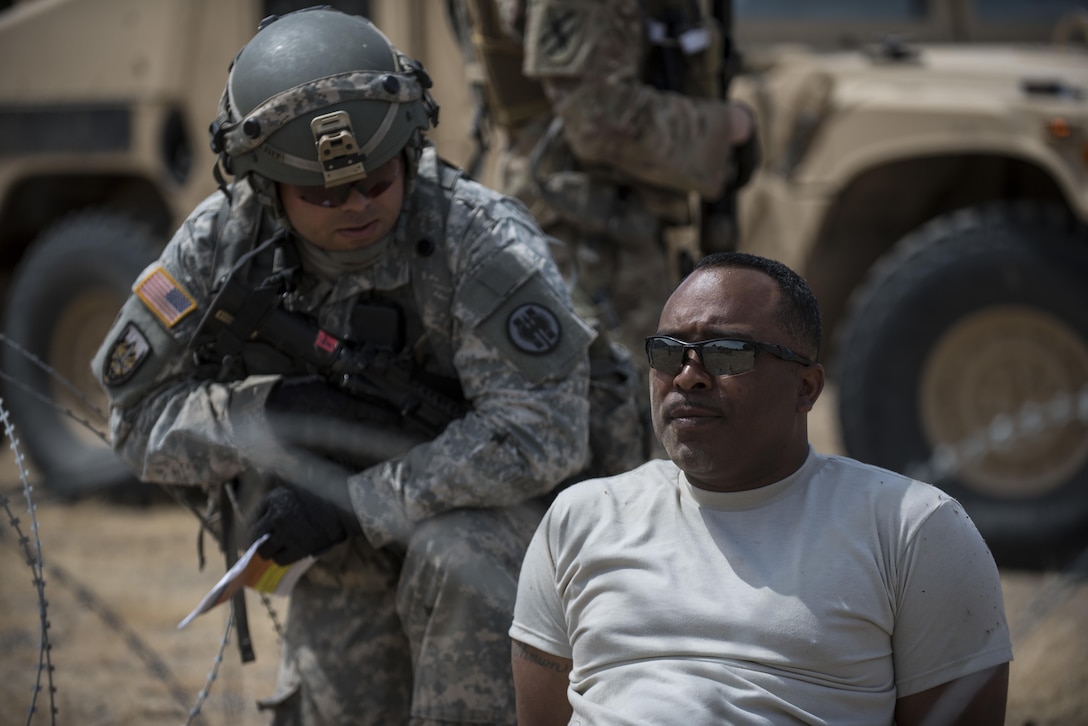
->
xmin=93 ymin=145 xmax=594 ymax=549
xmin=486 ymin=0 xmax=739 ymax=218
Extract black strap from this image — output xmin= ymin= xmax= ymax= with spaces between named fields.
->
xmin=220 ymin=481 xmax=255 ymax=663
xmin=712 ymin=0 xmax=738 ymax=97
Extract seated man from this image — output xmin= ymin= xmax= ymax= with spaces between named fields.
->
xmin=509 ymin=251 xmax=1013 ymax=725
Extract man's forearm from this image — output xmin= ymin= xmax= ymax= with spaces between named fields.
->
xmin=512 ymin=639 xmax=573 ymax=726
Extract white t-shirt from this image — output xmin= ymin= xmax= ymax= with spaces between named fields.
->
xmin=510 ymin=450 xmax=1013 ymax=725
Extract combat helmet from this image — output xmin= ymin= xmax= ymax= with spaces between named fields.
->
xmin=209 ymin=6 xmax=439 ymax=201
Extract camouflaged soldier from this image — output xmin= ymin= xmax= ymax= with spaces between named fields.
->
xmin=453 ymin=0 xmax=759 ymax=364
xmin=92 ymin=8 xmax=597 ymax=725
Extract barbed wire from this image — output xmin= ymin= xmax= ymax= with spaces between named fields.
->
xmin=0 ymin=470 xmax=262 ymax=723
xmin=0 ymin=333 xmax=111 ymax=444
xmin=42 ymin=559 xmax=193 ymax=713
xmin=0 ymin=382 xmax=268 ymax=723
xmin=906 ymin=384 xmax=1088 ymax=485
xmin=0 ymin=400 xmax=57 ymax=726
xmin=1 ymin=358 xmax=1085 ymax=722
xmin=0 ymin=416 xmax=298 ymax=722
xmin=184 ymin=612 xmax=235 ymax=726
xmin=896 ymin=384 xmax=1088 ymax=642
xmin=903 ymin=385 xmax=1088 ymax=637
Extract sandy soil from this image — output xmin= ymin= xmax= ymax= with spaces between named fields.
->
xmin=1 ymin=390 xmax=1086 ymax=725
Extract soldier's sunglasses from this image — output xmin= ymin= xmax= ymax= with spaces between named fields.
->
xmin=291 ymin=157 xmax=401 ymax=208
xmin=645 ymin=335 xmax=814 ymax=377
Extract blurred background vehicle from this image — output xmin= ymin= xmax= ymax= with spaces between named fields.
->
xmin=1 ymin=0 xmax=1085 ymax=563
xmin=729 ymin=0 xmax=1088 ymax=562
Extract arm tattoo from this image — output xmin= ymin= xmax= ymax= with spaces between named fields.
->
xmin=512 ymin=640 xmax=572 ymax=674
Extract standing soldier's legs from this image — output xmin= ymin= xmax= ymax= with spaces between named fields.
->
xmin=397 ymin=500 xmax=547 ymax=726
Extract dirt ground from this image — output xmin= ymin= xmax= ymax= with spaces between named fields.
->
xmin=1 ymin=389 xmax=1087 ymax=726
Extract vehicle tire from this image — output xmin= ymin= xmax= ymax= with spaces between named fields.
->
xmin=836 ymin=202 xmax=1088 ymax=562
xmin=2 ymin=210 xmax=163 ymax=499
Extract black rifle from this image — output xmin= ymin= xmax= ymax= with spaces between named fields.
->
xmin=713 ymin=0 xmax=740 ymax=98
xmin=704 ymin=0 xmax=753 ymax=257
xmin=188 ymin=246 xmax=467 ymax=662
xmin=192 ymin=267 xmax=468 ymax=441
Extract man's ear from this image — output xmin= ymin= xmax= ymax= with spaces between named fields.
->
xmin=797 ymin=363 xmax=825 ymax=414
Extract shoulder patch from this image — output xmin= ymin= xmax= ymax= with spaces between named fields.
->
xmin=507 ymin=302 xmax=561 ymax=355
xmin=538 ymin=5 xmax=584 ymax=64
xmin=135 ymin=265 xmax=196 ymax=328
xmin=525 ymin=0 xmax=596 ymax=74
xmin=102 ymin=322 xmax=150 ymax=386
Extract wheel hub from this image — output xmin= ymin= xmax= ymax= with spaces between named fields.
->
xmin=920 ymin=305 xmax=1088 ymax=498
xmin=49 ymin=289 xmax=124 ymax=446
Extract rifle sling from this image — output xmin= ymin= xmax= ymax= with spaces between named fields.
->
xmin=220 ymin=481 xmax=255 ymax=663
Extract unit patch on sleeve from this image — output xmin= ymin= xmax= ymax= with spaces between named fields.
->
xmin=135 ymin=265 xmax=196 ymax=328
xmin=539 ymin=6 xmax=582 ymax=64
xmin=506 ymin=302 xmax=561 ymax=355
xmin=102 ymin=322 xmax=151 ymax=386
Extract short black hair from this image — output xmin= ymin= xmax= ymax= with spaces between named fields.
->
xmin=693 ymin=251 xmax=823 ymax=360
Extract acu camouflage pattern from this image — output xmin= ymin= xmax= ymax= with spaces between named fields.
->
xmin=266 ymin=501 xmax=545 ymax=724
xmin=218 ymin=68 xmax=428 ymax=158
xmin=520 ymin=0 xmax=732 ymax=197
xmin=464 ymin=0 xmax=739 ymax=363
xmin=92 ymin=145 xmax=593 ymax=725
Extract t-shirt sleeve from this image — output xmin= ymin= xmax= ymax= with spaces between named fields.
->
xmin=509 ymin=509 xmax=573 ymax=658
xmin=891 ymin=498 xmax=1013 ymax=696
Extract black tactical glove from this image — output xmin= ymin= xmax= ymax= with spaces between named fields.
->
xmin=249 ymin=484 xmax=363 ymax=565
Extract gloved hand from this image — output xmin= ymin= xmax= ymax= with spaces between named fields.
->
xmin=249 ymin=484 xmax=363 ymax=565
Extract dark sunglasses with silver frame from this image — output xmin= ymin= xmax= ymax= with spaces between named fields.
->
xmin=645 ymin=335 xmax=815 ymax=377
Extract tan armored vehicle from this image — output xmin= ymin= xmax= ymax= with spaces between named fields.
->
xmin=0 ymin=0 xmax=475 ymax=497
xmin=730 ymin=0 xmax=1088 ymax=558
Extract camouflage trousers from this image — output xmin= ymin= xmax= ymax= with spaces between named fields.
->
xmin=258 ymin=499 xmax=546 ymax=725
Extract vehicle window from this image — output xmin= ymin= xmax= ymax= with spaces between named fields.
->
xmin=974 ymin=0 xmax=1088 ymax=20
xmin=735 ymin=0 xmax=928 ymax=20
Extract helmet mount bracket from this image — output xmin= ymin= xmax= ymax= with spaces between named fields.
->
xmin=312 ymin=110 xmax=366 ymax=185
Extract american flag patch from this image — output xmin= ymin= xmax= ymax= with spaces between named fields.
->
xmin=135 ymin=265 xmax=196 ymax=328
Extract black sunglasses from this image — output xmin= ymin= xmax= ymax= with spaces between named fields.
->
xmin=645 ymin=335 xmax=814 ymax=377
xmin=290 ymin=157 xmax=401 ymax=208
